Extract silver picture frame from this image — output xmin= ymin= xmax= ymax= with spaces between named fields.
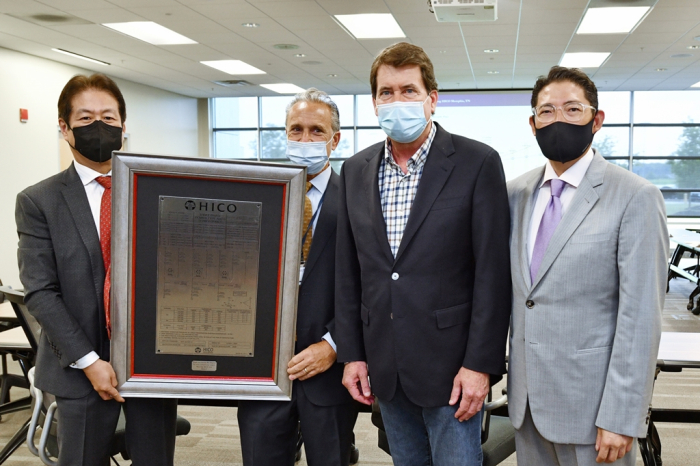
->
xmin=111 ymin=152 xmax=305 ymax=400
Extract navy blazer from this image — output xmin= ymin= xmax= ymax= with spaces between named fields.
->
xmin=296 ymin=170 xmax=352 ymax=406
xmin=334 ymin=123 xmax=512 ymax=407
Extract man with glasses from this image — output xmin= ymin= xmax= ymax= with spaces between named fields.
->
xmin=507 ymin=66 xmax=668 ymax=465
xmin=237 ymin=88 xmax=357 ymax=466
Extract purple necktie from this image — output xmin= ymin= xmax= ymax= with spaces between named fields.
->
xmin=530 ymin=179 xmax=566 ymax=284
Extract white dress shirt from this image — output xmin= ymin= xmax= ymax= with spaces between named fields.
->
xmin=70 ymin=161 xmax=111 ymax=369
xmin=528 ymin=148 xmax=594 ymax=265
xmin=303 ymin=165 xmax=337 ymax=353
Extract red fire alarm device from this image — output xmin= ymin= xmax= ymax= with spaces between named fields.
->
xmin=19 ymin=108 xmax=28 ymax=123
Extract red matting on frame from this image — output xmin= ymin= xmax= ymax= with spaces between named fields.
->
xmin=128 ymin=172 xmax=287 ymax=382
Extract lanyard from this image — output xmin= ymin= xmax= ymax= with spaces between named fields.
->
xmin=301 ymin=187 xmax=328 ymax=262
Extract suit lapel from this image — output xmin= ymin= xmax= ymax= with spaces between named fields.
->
xmin=518 ymin=168 xmax=545 ymax=289
xmin=394 ymin=124 xmax=454 ymax=263
xmin=301 ymin=171 xmax=338 ymax=284
xmin=61 ymin=163 xmax=105 ymax=304
xmin=362 ymin=147 xmax=394 ymax=263
xmin=531 ymin=154 xmax=606 ymax=289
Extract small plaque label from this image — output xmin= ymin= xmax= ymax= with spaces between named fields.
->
xmin=192 ymin=361 xmax=217 ymax=372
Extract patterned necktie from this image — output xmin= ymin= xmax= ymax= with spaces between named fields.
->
xmin=530 ymin=179 xmax=567 ymax=284
xmin=95 ymin=176 xmax=112 ymax=338
xmin=302 ymin=181 xmax=313 ymax=261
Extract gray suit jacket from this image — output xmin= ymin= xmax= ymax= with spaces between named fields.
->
xmin=16 ymin=163 xmax=109 ymax=398
xmin=507 ymin=152 xmax=668 ymax=444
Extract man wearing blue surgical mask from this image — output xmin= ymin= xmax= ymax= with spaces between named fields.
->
xmin=335 ymin=42 xmax=511 ymax=466
xmin=237 ymin=89 xmax=358 ymax=466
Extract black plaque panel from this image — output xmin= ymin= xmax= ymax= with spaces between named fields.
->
xmin=132 ymin=174 xmax=284 ymax=379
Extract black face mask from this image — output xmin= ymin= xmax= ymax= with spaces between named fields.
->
xmin=69 ymin=120 xmax=123 ymax=163
xmin=535 ymin=120 xmax=595 ymax=164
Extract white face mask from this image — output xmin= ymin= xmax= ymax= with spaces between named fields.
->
xmin=376 ymin=96 xmax=431 ymax=143
xmin=285 ymin=134 xmax=335 ymax=175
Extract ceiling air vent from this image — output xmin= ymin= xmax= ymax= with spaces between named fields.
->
xmin=214 ymin=80 xmax=254 ymax=87
xmin=430 ymin=0 xmax=497 ymax=22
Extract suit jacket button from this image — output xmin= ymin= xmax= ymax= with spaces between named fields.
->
xmin=391 ymin=272 xmax=399 ymax=280
xmin=526 ymin=300 xmax=535 ymax=309
xmin=390 ymin=313 xmax=393 ymax=319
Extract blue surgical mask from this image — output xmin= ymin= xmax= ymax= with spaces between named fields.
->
xmin=285 ymin=135 xmax=335 ymax=175
xmin=376 ymin=96 xmax=431 ymax=143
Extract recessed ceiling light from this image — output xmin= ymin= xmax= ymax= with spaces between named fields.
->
xmin=688 ymin=45 xmax=700 ymax=50
xmin=671 ymin=53 xmax=693 ymax=58
xmin=273 ymin=44 xmax=299 ymax=50
xmin=439 ymin=50 xmax=448 ymax=54
xmin=200 ymin=60 xmax=266 ymax=75
xmin=577 ymin=7 xmax=650 ymax=34
xmin=242 ymin=22 xmax=259 ymax=28
xmin=655 ymin=68 xmax=667 ymax=71
xmin=327 ymin=74 xmax=338 ymax=78
xmin=261 ymin=83 xmax=306 ymax=94
xmin=560 ymin=52 xmax=610 ymax=68
xmin=52 ymin=48 xmax=109 ymax=66
xmin=294 ymin=53 xmax=306 ymax=58
xmin=487 ymin=71 xmax=500 ymax=74
xmin=102 ymin=21 xmax=197 ymax=45
xmin=333 ymin=14 xmax=405 ymax=39
xmin=484 ymin=49 xmax=499 ymax=53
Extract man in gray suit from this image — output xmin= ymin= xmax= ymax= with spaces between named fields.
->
xmin=507 ymin=66 xmax=668 ymax=465
xmin=16 ymin=74 xmax=177 ymax=465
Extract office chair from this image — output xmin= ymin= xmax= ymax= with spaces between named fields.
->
xmin=0 ymin=286 xmax=39 ymax=464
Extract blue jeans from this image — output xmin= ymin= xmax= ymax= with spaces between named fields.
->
xmin=378 ymin=379 xmax=483 ymax=466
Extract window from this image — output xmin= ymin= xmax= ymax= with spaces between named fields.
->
xmin=212 ymin=89 xmax=700 ymax=217
xmin=212 ymin=95 xmax=384 ymax=170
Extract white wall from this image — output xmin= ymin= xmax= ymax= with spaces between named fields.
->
xmin=0 ymin=47 xmax=200 ymax=287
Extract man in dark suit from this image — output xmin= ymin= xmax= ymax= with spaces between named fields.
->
xmin=335 ymin=42 xmax=511 ymax=466
xmin=237 ymin=89 xmax=357 ymax=466
xmin=16 ymin=74 xmax=177 ymax=466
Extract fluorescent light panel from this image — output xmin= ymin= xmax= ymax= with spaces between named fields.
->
xmin=333 ymin=14 xmax=405 ymax=39
xmin=577 ymin=7 xmax=650 ymax=34
xmin=261 ymin=83 xmax=306 ymax=94
xmin=102 ymin=21 xmax=197 ymax=45
xmin=52 ymin=48 xmax=109 ymax=66
xmin=692 ymin=81 xmax=700 ymax=88
xmin=560 ymin=52 xmax=610 ymax=68
xmin=201 ymin=60 xmax=266 ymax=75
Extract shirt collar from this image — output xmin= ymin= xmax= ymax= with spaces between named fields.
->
xmin=384 ymin=121 xmax=436 ymax=171
xmin=539 ymin=146 xmax=594 ymax=189
xmin=308 ymin=164 xmax=331 ymax=194
xmin=73 ymin=160 xmax=111 ymax=186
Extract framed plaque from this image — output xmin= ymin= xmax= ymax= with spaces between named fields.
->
xmin=110 ymin=152 xmax=305 ymax=400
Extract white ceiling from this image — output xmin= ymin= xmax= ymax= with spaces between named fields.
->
xmin=1 ymin=0 xmax=700 ymax=98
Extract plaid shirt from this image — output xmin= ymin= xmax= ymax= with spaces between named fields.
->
xmin=379 ymin=123 xmax=437 ymax=257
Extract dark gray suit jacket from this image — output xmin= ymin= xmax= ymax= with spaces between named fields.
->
xmin=335 ymin=123 xmax=512 ymax=407
xmin=296 ymin=170 xmax=351 ymax=406
xmin=16 ymin=163 xmax=109 ymax=398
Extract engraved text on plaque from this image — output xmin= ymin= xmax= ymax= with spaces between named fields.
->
xmin=156 ymin=196 xmax=262 ymax=357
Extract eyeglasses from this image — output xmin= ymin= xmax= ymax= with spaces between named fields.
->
xmin=532 ymin=102 xmax=596 ymax=124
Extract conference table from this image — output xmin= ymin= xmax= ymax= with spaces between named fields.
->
xmin=641 ymin=332 xmax=700 ymax=466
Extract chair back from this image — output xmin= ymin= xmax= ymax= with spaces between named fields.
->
xmin=0 ymin=286 xmax=41 ymax=351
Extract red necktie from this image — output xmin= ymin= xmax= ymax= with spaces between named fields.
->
xmin=95 ymin=176 xmax=112 ymax=338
